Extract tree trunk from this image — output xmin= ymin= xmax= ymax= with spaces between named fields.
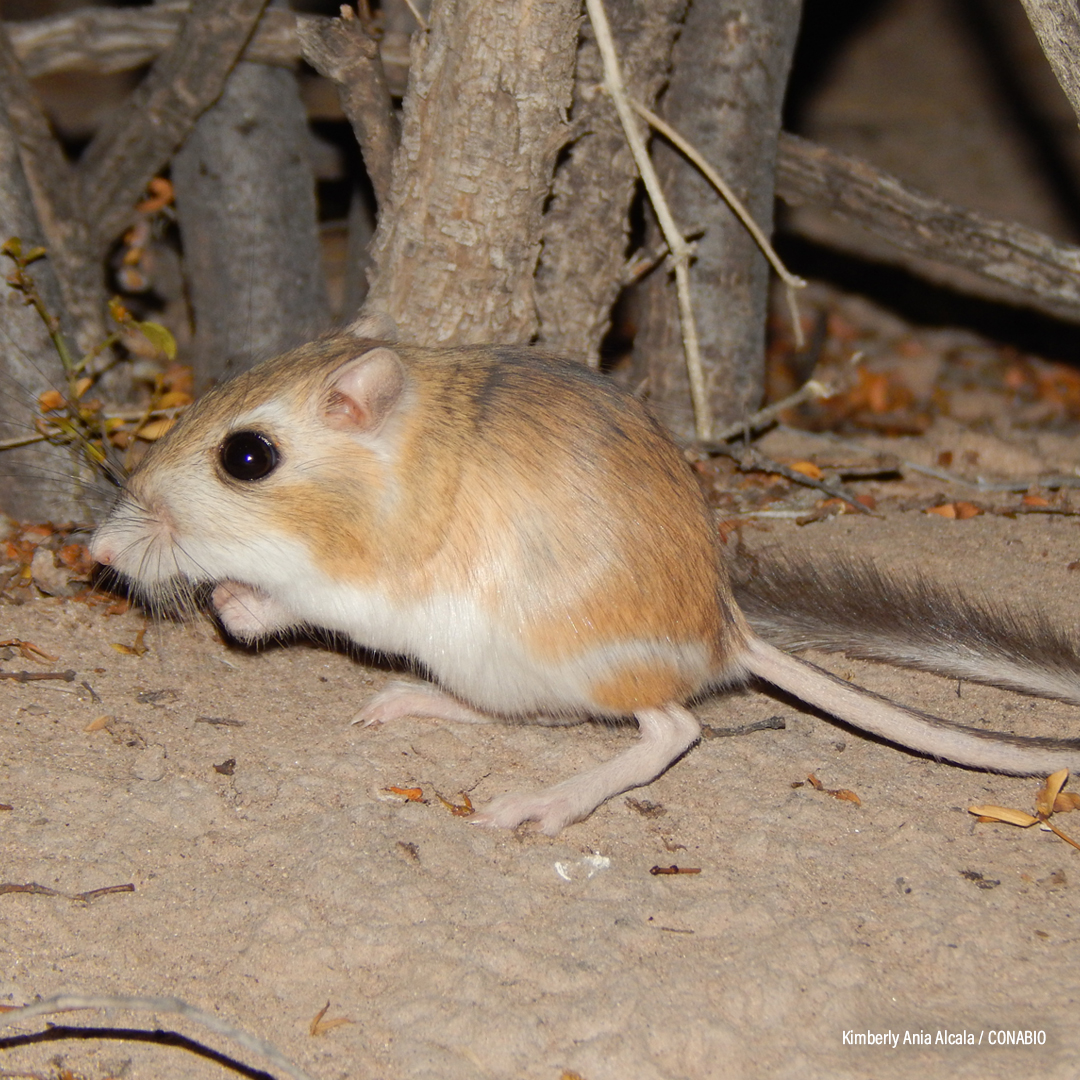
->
xmin=632 ymin=0 xmax=802 ymax=437
xmin=535 ymin=0 xmax=687 ymax=364
xmin=0 ymin=116 xmax=87 ymax=521
xmin=172 ymin=59 xmax=330 ymax=388
xmin=363 ymin=0 xmax=579 ymax=345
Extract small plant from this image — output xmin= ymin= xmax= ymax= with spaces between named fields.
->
xmin=2 ymin=237 xmax=189 ymax=479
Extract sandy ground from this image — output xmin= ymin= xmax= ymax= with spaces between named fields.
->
xmin=2 ymin=409 xmax=1080 ymax=1080
xmin=4 ymin=0 xmax=1080 ymax=1076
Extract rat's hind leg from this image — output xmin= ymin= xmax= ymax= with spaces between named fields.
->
xmin=471 ymin=703 xmax=701 ymax=836
xmin=353 ymin=681 xmax=499 ymax=727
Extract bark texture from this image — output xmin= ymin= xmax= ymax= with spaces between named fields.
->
xmin=78 ymin=0 xmax=268 ymax=264
xmin=296 ymin=11 xmax=398 ymax=212
xmin=776 ymin=132 xmax=1080 ymax=323
xmin=633 ymin=0 xmax=802 ymax=438
xmin=535 ymin=0 xmax=686 ymax=364
xmin=363 ymin=0 xmax=579 ymax=345
xmin=0 ymin=23 xmax=101 ymax=351
xmin=1019 ymin=0 xmax=1080 ymax=126
xmin=0 ymin=119 xmax=85 ymax=521
xmin=172 ymin=61 xmax=330 ymax=387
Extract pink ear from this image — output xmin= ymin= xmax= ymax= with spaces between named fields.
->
xmin=324 ymin=347 xmax=406 ymax=432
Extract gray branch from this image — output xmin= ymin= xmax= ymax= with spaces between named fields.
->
xmin=534 ymin=0 xmax=686 ymax=363
xmin=1019 ymin=0 xmax=1080 ymax=127
xmin=296 ymin=9 xmax=398 ymax=211
xmin=0 ymin=23 xmax=101 ymax=349
xmin=776 ymin=131 xmax=1080 ymax=324
xmin=76 ymin=0 xmax=269 ymax=260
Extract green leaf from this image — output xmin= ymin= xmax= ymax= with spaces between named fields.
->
xmin=134 ymin=320 xmax=177 ymax=360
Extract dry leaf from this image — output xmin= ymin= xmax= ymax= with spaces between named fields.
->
xmin=968 ymin=805 xmax=1039 ymax=827
xmin=110 ymin=627 xmax=148 ymax=657
xmin=830 ymin=789 xmax=862 ymax=806
xmin=136 ymin=417 xmax=176 ymax=441
xmin=385 ymin=786 xmax=424 ymax=802
xmin=803 ymin=773 xmax=860 ymax=805
xmin=309 ymin=1000 xmax=353 ymax=1036
xmin=156 ymin=390 xmax=193 ymax=409
xmin=436 ymin=791 xmax=474 ymax=816
xmin=926 ymin=503 xmax=957 ymax=519
xmin=1036 ymin=769 xmax=1070 ymax=818
xmin=789 ymin=460 xmax=824 ymax=481
xmin=84 ymin=715 xmax=111 ymax=732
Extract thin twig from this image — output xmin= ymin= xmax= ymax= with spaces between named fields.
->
xmin=0 ymin=994 xmax=318 ymax=1080
xmin=0 ymin=433 xmax=49 ymax=452
xmin=703 ymin=378 xmax=833 ymax=444
xmin=629 ymin=98 xmax=806 ymax=347
xmin=0 ymin=670 xmax=77 ymax=682
xmin=76 ymin=0 xmax=269 ymax=258
xmin=712 ymin=442 xmax=874 ymax=515
xmin=401 ymin=0 xmax=428 ymax=32
xmin=781 ymin=427 xmax=1080 ymax=493
xmin=584 ymin=0 xmax=711 ymax=438
xmin=621 ymin=228 xmax=703 ymax=286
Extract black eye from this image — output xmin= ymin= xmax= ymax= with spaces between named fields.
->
xmin=219 ymin=431 xmax=280 ymax=481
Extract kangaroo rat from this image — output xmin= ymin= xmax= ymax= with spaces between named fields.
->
xmin=91 ymin=318 xmax=1080 ymax=834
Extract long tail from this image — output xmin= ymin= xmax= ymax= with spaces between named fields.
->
xmin=732 ymin=553 xmax=1080 ymax=706
xmin=744 ymin=636 xmax=1080 ymax=775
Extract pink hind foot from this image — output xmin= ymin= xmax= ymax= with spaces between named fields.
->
xmin=470 ymin=704 xmax=701 ymax=836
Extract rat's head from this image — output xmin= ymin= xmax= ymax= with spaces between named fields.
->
xmin=91 ymin=321 xmax=411 ymax=611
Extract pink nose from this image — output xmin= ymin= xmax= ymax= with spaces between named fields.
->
xmin=89 ymin=535 xmax=113 ymax=565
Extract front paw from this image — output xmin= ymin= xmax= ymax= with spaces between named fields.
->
xmin=212 ymin=581 xmax=293 ymax=641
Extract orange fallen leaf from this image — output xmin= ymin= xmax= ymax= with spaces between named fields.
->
xmin=1036 ymin=769 xmax=1069 ymax=818
xmin=1023 ymin=494 xmax=1051 ymax=508
xmin=84 ymin=715 xmax=111 ymax=732
xmin=830 ymin=789 xmax=862 ymax=806
xmin=110 ymin=626 xmax=148 ymax=656
xmin=0 ymin=638 xmax=59 ymax=662
xmin=436 ymin=791 xmax=474 ymax=816
xmin=970 ymin=770 xmax=1080 ymax=851
xmin=385 ymin=786 xmax=424 ymax=802
xmin=136 ymin=417 xmax=176 ymax=441
xmin=926 ymin=503 xmax=957 ymax=519
xmin=136 ymin=176 xmax=174 ymax=214
xmin=788 ymin=460 xmax=824 ymax=481
xmin=156 ymin=391 xmax=193 ymax=410
xmin=969 ymin=805 xmax=1039 ymax=827
xmin=801 ymin=773 xmax=860 ymax=805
